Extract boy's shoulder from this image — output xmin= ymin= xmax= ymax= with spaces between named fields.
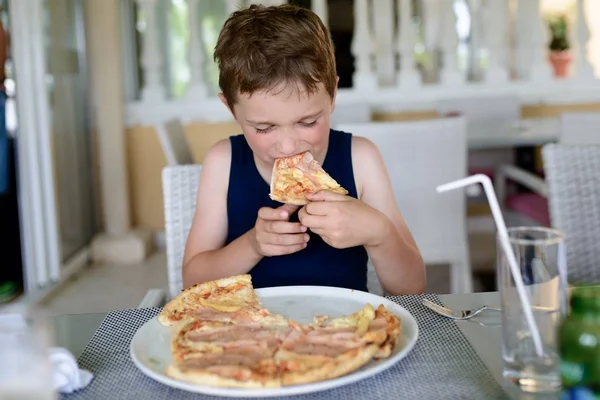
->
xmin=350 ymin=134 xmax=382 ymax=163
xmin=335 ymin=133 xmax=388 ymax=199
xmin=203 ymin=132 xmax=254 ymax=170
xmin=203 ymin=138 xmax=232 ymax=169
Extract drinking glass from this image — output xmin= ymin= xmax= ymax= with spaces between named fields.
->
xmin=0 ymin=304 xmax=57 ymax=400
xmin=497 ymin=227 xmax=567 ymax=393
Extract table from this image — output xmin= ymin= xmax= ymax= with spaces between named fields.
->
xmin=440 ymin=293 xmax=557 ymax=400
xmin=51 ymin=291 xmax=558 ymax=400
xmin=468 ymin=118 xmax=559 ymax=149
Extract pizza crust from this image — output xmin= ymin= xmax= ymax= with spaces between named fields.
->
xmin=268 ymin=193 xmax=312 ymax=206
xmin=166 ymin=364 xmax=281 ymax=389
xmin=373 ymin=305 xmax=402 ymax=359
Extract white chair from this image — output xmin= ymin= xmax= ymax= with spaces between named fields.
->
xmin=330 ymin=102 xmax=372 ymax=126
xmin=336 ymin=116 xmax=472 ymax=294
xmin=542 ymin=144 xmax=600 ymax=284
xmin=162 ymin=165 xmax=202 ymax=299
xmin=155 ymin=118 xmax=195 ymax=165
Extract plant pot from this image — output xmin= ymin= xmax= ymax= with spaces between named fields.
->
xmin=549 ymin=50 xmax=573 ymax=78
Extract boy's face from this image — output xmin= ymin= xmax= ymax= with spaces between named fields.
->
xmin=222 ymin=82 xmax=336 ymax=168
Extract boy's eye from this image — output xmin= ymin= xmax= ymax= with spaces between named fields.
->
xmin=301 ymin=120 xmax=317 ymax=128
xmin=255 ymin=126 xmax=273 ymax=134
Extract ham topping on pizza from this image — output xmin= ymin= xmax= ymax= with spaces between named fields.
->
xmin=179 ymin=353 xmax=271 ymax=369
xmin=277 ymin=318 xmax=390 ymax=358
xmin=186 ymin=322 xmax=269 ymax=341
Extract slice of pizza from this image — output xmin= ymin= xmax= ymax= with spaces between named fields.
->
xmin=310 ymin=303 xmax=402 ymax=359
xmin=275 ymin=343 xmax=380 ymax=385
xmin=166 ymin=312 xmax=301 ymax=388
xmin=170 ymin=318 xmax=295 ymax=363
xmin=167 ymin=325 xmax=282 ymax=389
xmin=269 ymin=151 xmax=348 ymax=206
xmin=158 ymin=274 xmax=269 ymax=327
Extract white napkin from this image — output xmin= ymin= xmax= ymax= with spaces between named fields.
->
xmin=49 ymin=347 xmax=94 ymax=394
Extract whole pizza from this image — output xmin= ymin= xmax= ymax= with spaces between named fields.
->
xmin=158 ymin=274 xmax=402 ymax=388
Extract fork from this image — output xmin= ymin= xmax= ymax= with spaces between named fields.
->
xmin=422 ymin=299 xmax=501 ymax=320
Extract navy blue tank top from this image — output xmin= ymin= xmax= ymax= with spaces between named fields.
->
xmin=225 ymin=129 xmax=368 ymax=291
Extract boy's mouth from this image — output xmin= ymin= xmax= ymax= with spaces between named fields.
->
xmin=274 ymin=151 xmax=309 ymax=161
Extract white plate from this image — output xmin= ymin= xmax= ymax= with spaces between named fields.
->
xmin=130 ymin=286 xmax=419 ymax=398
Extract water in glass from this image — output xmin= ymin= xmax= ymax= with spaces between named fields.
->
xmin=498 ymin=227 xmax=567 ymax=393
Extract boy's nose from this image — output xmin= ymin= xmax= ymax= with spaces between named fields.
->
xmin=277 ymin=137 xmax=298 ymax=156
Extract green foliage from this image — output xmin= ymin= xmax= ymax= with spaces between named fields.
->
xmin=547 ymin=14 xmax=570 ymax=52
xmin=169 ymin=0 xmax=190 ymax=98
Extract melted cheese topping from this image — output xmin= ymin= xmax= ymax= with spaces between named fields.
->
xmin=196 ymin=298 xmax=245 ymax=312
xmin=325 ymin=304 xmax=376 ymax=335
xmin=313 ymin=170 xmax=343 ymax=190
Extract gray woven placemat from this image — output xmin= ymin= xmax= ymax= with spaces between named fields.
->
xmin=61 ymin=294 xmax=507 ymax=400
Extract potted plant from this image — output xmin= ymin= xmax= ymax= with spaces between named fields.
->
xmin=547 ymin=14 xmax=572 ymax=78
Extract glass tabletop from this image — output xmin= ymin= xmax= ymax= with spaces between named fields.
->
xmin=51 ymin=312 xmax=107 ymax=358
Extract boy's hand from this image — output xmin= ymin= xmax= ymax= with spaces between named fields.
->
xmin=249 ymin=204 xmax=309 ymax=257
xmin=298 ymin=190 xmax=389 ymax=249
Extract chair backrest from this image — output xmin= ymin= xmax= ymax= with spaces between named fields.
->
xmin=542 ymin=144 xmax=600 ymax=284
xmin=156 ymin=118 xmax=195 ymax=165
xmin=560 ymin=112 xmax=600 ymax=145
xmin=162 ymin=165 xmax=202 ymax=298
xmin=336 ymin=117 xmax=469 ymax=266
xmin=435 ymin=95 xmax=520 ymax=129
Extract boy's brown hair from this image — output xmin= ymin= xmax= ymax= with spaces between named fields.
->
xmin=214 ymin=4 xmax=337 ymax=108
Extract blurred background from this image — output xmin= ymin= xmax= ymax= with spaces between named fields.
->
xmin=1 ymin=0 xmax=599 ymax=313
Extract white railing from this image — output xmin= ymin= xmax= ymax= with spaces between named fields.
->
xmin=126 ymin=0 xmax=600 ymax=126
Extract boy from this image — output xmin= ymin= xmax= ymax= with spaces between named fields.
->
xmin=182 ymin=4 xmax=425 ymax=295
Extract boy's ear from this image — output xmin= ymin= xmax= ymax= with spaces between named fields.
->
xmin=218 ymin=93 xmax=235 ymax=117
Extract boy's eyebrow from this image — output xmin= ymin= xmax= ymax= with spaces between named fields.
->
xmin=245 ymin=110 xmax=324 ymax=125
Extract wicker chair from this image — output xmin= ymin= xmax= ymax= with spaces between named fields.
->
xmin=542 ymin=144 xmax=600 ymax=284
xmin=162 ymin=165 xmax=202 ymax=299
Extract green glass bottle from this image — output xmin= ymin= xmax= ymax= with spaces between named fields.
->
xmin=559 ymin=286 xmax=600 ymax=400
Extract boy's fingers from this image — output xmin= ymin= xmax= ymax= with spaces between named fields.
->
xmin=267 ymin=221 xmax=307 ymax=234
xmin=264 ymin=243 xmax=307 ymax=256
xmin=276 ymin=204 xmax=300 ymax=218
xmin=264 ymin=232 xmax=309 ymax=246
xmin=259 ymin=204 xmax=300 ymax=220
xmin=258 ymin=207 xmax=289 ymax=221
xmin=306 ymin=190 xmax=348 ymax=202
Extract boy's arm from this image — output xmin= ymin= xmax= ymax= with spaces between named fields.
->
xmin=182 ymin=140 xmax=263 ymax=288
xmin=352 ymin=136 xmax=426 ymax=295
